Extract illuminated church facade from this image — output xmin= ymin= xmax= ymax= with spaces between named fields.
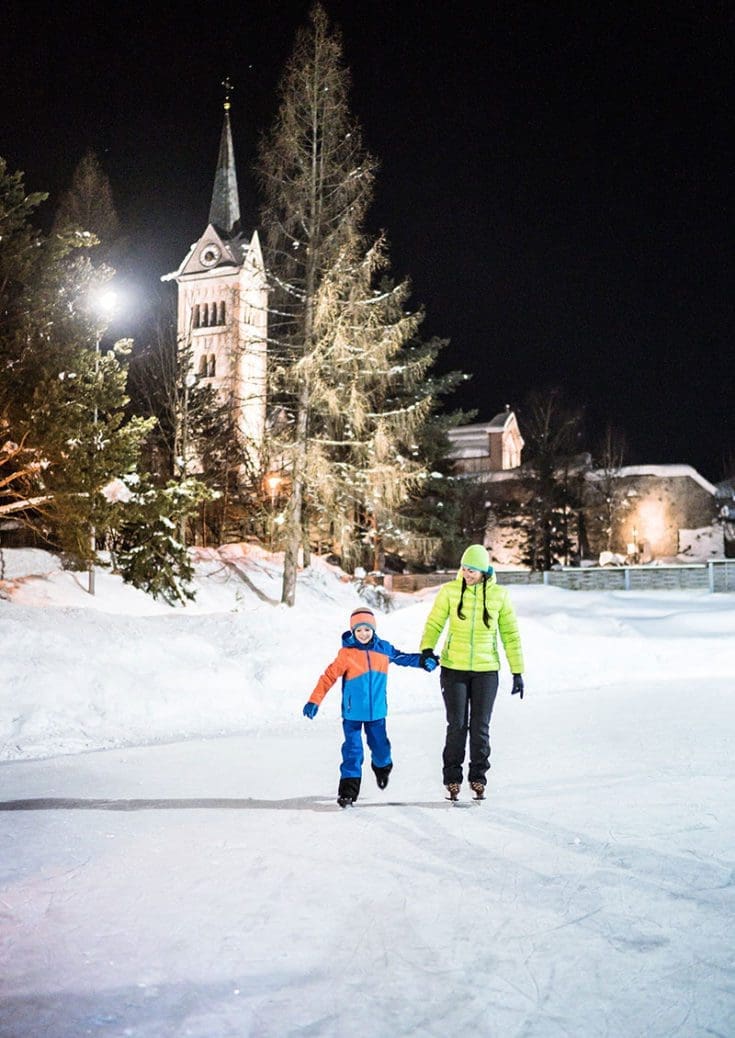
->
xmin=162 ymin=90 xmax=267 ymax=452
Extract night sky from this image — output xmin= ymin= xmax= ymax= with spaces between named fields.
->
xmin=2 ymin=1 xmax=732 ymax=480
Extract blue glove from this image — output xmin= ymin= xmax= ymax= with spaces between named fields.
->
xmin=303 ymin=701 xmax=318 ymax=719
xmin=511 ymin=674 xmax=524 ymax=699
xmin=420 ymin=648 xmax=439 ymax=672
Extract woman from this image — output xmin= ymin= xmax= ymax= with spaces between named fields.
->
xmin=420 ymin=544 xmax=525 ymax=800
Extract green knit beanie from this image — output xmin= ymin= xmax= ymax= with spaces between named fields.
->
xmin=460 ymin=544 xmax=490 ymax=572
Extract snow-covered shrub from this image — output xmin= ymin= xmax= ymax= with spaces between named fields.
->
xmin=113 ymin=477 xmax=210 ymax=605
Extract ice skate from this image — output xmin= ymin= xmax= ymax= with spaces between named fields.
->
xmin=372 ymin=762 xmax=393 ymax=790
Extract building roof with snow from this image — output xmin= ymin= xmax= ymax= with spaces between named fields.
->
xmin=447 ymin=410 xmax=524 ymax=472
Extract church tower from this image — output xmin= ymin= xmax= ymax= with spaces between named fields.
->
xmin=163 ymin=82 xmax=267 ymax=452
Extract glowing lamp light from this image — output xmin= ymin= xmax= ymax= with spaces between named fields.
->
xmin=90 ymin=287 xmax=119 ymax=319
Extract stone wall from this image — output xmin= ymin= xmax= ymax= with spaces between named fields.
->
xmin=589 ymin=472 xmax=717 ymax=559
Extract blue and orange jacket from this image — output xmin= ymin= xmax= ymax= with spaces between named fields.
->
xmin=307 ymin=631 xmax=422 ymax=722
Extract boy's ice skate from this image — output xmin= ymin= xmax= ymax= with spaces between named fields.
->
xmin=470 ymin=781 xmax=486 ymax=801
xmin=372 ymin=762 xmax=392 ymax=790
xmin=445 ymin=782 xmax=461 ymax=802
xmin=337 ymin=777 xmax=360 ymax=808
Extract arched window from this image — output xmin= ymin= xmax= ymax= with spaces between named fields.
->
xmin=208 ymin=354 xmax=216 ymax=377
xmin=218 ymin=301 xmax=226 ymax=325
xmin=199 ymin=354 xmax=209 ymax=377
xmin=192 ymin=304 xmax=201 ymax=329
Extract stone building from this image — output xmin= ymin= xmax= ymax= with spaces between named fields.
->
xmin=162 ymin=91 xmax=268 ymax=451
xmin=586 ymin=465 xmax=720 ymax=561
xmin=449 ymin=417 xmax=721 ymax=564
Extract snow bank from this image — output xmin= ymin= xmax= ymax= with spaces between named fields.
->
xmin=1 ymin=547 xmax=734 ymax=762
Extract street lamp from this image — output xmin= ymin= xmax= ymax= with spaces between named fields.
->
xmin=88 ymin=288 xmax=118 ymax=595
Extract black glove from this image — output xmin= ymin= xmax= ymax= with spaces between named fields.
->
xmin=511 ymin=674 xmax=524 ymax=699
xmin=420 ymin=648 xmax=440 ymax=671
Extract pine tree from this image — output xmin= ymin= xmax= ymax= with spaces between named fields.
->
xmin=258 ymin=4 xmax=375 ymax=604
xmin=112 ymin=476 xmax=209 ymax=604
xmin=0 ymin=158 xmax=153 ymax=564
xmin=52 ymin=149 xmax=121 ymax=264
xmin=259 ymin=4 xmax=448 ymax=599
xmin=303 ymin=239 xmax=437 ymax=572
xmin=31 ymin=336 xmax=154 ymax=562
xmin=513 ymin=387 xmax=586 ymax=570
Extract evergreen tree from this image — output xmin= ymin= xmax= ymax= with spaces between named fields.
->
xmin=0 ymin=158 xmax=48 ymax=327
xmin=0 ymin=159 xmax=152 ymax=567
xmin=259 ymin=4 xmax=375 ymax=603
xmin=0 ymin=158 xmax=51 ymax=518
xmin=52 ymin=149 xmax=121 ymax=264
xmin=513 ymin=387 xmax=586 ymax=570
xmin=31 ymin=336 xmax=154 ymax=562
xmin=259 ymin=4 xmax=449 ymax=599
xmin=112 ymin=475 xmax=209 ymax=604
xmin=302 ymin=240 xmax=437 ymax=572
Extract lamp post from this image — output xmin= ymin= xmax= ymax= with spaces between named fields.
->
xmin=88 ymin=289 xmax=118 ymax=595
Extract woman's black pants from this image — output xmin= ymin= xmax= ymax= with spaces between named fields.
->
xmin=440 ymin=668 xmax=499 ymax=785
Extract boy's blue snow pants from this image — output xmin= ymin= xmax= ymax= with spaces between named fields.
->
xmin=340 ymin=718 xmax=392 ymax=778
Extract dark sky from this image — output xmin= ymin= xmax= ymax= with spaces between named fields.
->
xmin=2 ymin=1 xmax=732 ymax=479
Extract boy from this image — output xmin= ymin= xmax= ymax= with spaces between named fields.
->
xmin=303 ymin=607 xmax=437 ymax=807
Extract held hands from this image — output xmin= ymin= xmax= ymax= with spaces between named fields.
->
xmin=303 ymin=701 xmax=319 ymax=719
xmin=420 ymin=648 xmax=440 ymax=672
xmin=511 ymin=674 xmax=525 ymax=700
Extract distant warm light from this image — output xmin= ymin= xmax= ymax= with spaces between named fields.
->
xmin=628 ymin=499 xmax=670 ymax=558
xmin=264 ymin=473 xmax=283 ymax=507
xmin=636 ymin=500 xmax=667 ymax=545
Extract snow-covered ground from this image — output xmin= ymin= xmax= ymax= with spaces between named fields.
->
xmin=1 ymin=546 xmax=734 ymax=1037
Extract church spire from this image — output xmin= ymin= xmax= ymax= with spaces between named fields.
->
xmin=208 ymin=77 xmax=241 ymax=239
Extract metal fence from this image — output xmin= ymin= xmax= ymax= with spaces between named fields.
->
xmin=387 ymin=560 xmax=735 ymax=594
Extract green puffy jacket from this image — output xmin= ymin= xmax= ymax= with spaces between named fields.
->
xmin=420 ymin=573 xmax=524 ymax=673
